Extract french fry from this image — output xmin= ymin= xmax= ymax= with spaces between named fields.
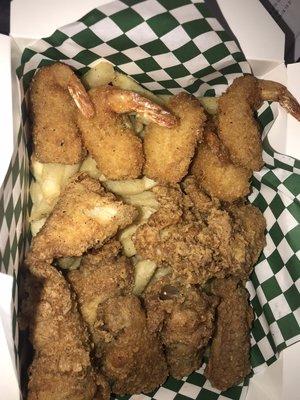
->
xmin=83 ymin=60 xmax=115 ymax=89
xmin=133 ymin=259 xmax=157 ymax=295
xmin=104 ymin=176 xmax=156 ymax=197
xmin=58 ymin=256 xmax=82 ymax=270
xmin=112 ymin=72 xmax=164 ymax=106
xmin=199 ymin=96 xmax=218 ymax=115
xmin=79 ymin=155 xmax=106 ymax=180
xmin=30 ymin=217 xmax=47 ymax=237
xmin=123 ymin=191 xmax=159 ymax=209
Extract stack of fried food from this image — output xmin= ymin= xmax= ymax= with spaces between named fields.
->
xmin=21 ymin=62 xmax=300 ymax=399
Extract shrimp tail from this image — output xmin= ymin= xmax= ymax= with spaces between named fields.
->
xmin=68 ymin=80 xmax=95 ymax=119
xmin=107 ymin=89 xmax=178 ymax=128
xmin=259 ymin=79 xmax=300 ymax=122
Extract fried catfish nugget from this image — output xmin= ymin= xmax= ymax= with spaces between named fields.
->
xmin=218 ymin=75 xmax=300 ymax=171
xmin=21 ymin=262 xmax=109 ymax=400
xmin=68 ymin=241 xmax=168 ymax=395
xmin=77 ymin=86 xmax=177 ymax=180
xmin=192 ymin=130 xmax=251 ymax=202
xmin=143 ymin=93 xmax=206 ymax=183
xmin=144 ymin=276 xmax=217 ymax=379
xmin=205 ymin=278 xmax=254 ymax=391
xmin=30 ymin=62 xmax=94 ymax=164
xmin=27 ymin=173 xmax=138 ymax=263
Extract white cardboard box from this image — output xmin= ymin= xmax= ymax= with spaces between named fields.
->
xmin=1 ymin=1 xmax=299 ymax=399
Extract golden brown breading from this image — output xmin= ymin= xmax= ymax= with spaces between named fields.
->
xmin=27 ymin=173 xmax=138 ymax=263
xmin=98 ymin=295 xmax=168 ymax=395
xmin=218 ymin=75 xmax=263 ymax=171
xmin=144 ymin=276 xmax=218 ymax=379
xmin=21 ymin=262 xmax=108 ymax=400
xmin=227 ymin=203 xmax=266 ymax=266
xmin=192 ymin=131 xmax=251 ymax=202
xmin=205 ymin=278 xmax=254 ymax=391
xmin=68 ymin=240 xmax=134 ymax=353
xmin=143 ymin=93 xmax=206 ymax=183
xmin=68 ymin=242 xmax=168 ymax=395
xmin=30 ymin=63 xmax=93 ymax=164
xmin=77 ymin=86 xmax=176 ymax=180
xmin=134 ymin=182 xmax=266 ymax=284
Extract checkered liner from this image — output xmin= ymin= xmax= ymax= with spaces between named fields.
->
xmin=1 ymin=1 xmax=299 ymax=399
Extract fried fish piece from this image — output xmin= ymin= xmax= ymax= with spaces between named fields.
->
xmin=205 ymin=278 xmax=254 ymax=391
xmin=192 ymin=130 xmax=251 ymax=202
xmin=27 ymin=173 xmax=138 ymax=263
xmin=68 ymin=241 xmax=168 ymax=395
xmin=134 ymin=181 xmax=266 ymax=284
xmin=143 ymin=93 xmax=206 ymax=183
xmin=21 ymin=262 xmax=109 ymax=400
xmin=77 ymin=85 xmax=177 ymax=180
xmin=30 ymin=62 xmax=94 ymax=164
xmin=144 ymin=276 xmax=218 ymax=379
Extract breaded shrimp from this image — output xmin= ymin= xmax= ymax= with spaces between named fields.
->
xmin=192 ymin=130 xmax=251 ymax=202
xmin=77 ymin=86 xmax=177 ymax=180
xmin=218 ymin=75 xmax=300 ymax=171
xmin=27 ymin=173 xmax=138 ymax=263
xmin=21 ymin=262 xmax=109 ymax=400
xmin=30 ymin=62 xmax=94 ymax=164
xmin=205 ymin=278 xmax=253 ymax=391
xmin=143 ymin=93 xmax=206 ymax=183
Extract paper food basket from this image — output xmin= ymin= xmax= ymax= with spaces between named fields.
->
xmin=0 ymin=1 xmax=299 ymax=399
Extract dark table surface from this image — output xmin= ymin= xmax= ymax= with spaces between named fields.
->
xmin=0 ymin=0 xmax=10 ymax=35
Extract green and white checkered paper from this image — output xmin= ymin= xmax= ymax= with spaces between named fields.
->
xmin=1 ymin=1 xmax=299 ymax=399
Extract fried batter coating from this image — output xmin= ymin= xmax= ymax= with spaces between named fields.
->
xmin=192 ymin=130 xmax=251 ymax=202
xmin=144 ymin=276 xmax=218 ymax=379
xmin=27 ymin=173 xmax=138 ymax=263
xmin=134 ymin=180 xmax=266 ymax=284
xmin=30 ymin=63 xmax=94 ymax=164
xmin=205 ymin=278 xmax=254 ymax=391
xmin=68 ymin=242 xmax=168 ymax=395
xmin=143 ymin=93 xmax=206 ymax=183
xmin=77 ymin=86 xmax=177 ymax=180
xmin=21 ymin=262 xmax=108 ymax=400
xmin=99 ymin=295 xmax=168 ymax=395
xmin=218 ymin=75 xmax=263 ymax=171
xmin=68 ymin=240 xmax=133 ymax=352
xmin=218 ymin=76 xmax=300 ymax=172
xmin=227 ymin=203 xmax=266 ymax=266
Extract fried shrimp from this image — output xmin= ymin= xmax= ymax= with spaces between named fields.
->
xmin=30 ymin=62 xmax=94 ymax=164
xmin=192 ymin=130 xmax=251 ymax=202
xmin=143 ymin=93 xmax=206 ymax=183
xmin=77 ymin=86 xmax=177 ymax=180
xmin=27 ymin=173 xmax=138 ymax=263
xmin=218 ymin=75 xmax=300 ymax=171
